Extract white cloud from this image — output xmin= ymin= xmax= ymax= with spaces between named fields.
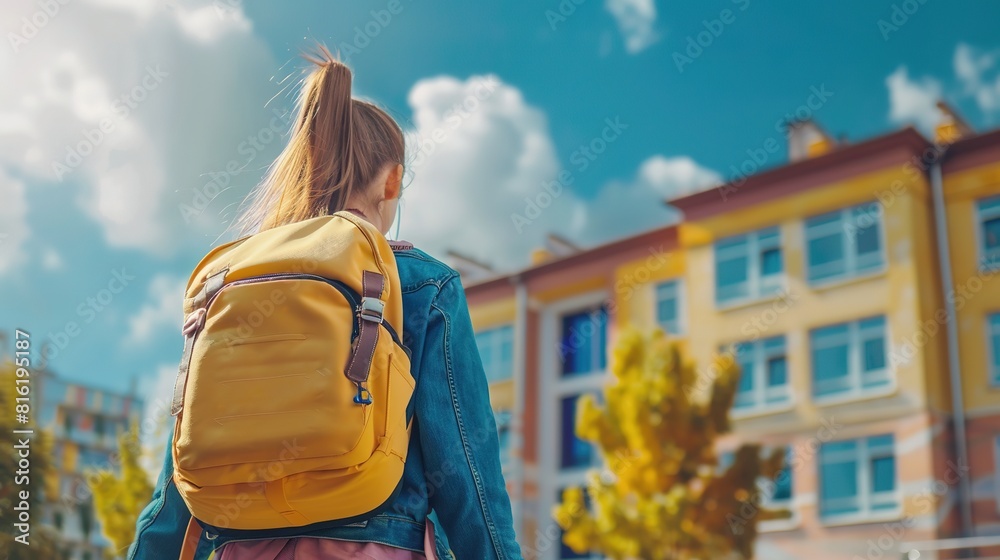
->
xmin=575 ymin=155 xmax=721 ymax=245
xmin=399 ymin=75 xmax=716 ymax=269
xmin=399 ymin=74 xmax=577 ymax=268
xmin=954 ymin=43 xmax=1000 ymax=116
xmin=0 ymin=0 xmax=275 ymax=255
xmin=136 ymin=362 xmax=178 ymax=482
xmin=605 ymin=0 xmax=660 ymax=54
xmin=127 ymin=275 xmax=187 ymax=344
xmin=886 ymin=66 xmax=943 ymax=135
xmin=0 ymin=169 xmax=28 ymax=276
xmin=41 ymin=247 xmax=64 ymax=271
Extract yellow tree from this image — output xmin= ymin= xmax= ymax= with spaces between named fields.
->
xmin=0 ymin=360 xmax=67 ymax=559
xmin=553 ymin=328 xmax=788 ymax=559
xmin=88 ymin=424 xmax=155 ymax=556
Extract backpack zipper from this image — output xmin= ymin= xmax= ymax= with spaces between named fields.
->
xmin=203 ymin=272 xmax=407 ymax=352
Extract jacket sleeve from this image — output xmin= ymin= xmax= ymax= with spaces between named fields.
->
xmin=127 ymin=423 xmax=207 ymax=560
xmin=416 ymin=275 xmax=523 ymax=560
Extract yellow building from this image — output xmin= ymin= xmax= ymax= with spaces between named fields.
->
xmin=464 ymin=113 xmax=1000 ymax=558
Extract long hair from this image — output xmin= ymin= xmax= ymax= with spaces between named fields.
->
xmin=235 ymin=45 xmax=405 ymax=235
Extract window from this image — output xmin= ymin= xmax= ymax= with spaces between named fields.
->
xmin=732 ymin=336 xmax=790 ymax=411
xmin=761 ymin=447 xmax=793 ymax=506
xmin=560 ymin=394 xmax=595 ymax=469
xmin=806 ymin=202 xmax=885 ymax=283
xmin=811 ymin=316 xmax=889 ymax=399
xmin=991 ymin=314 xmax=1000 ymax=385
xmin=476 ymin=325 xmax=515 ymax=383
xmin=656 ymin=280 xmax=684 ymax=335
xmin=560 ymin=306 xmax=608 ymax=377
xmin=715 ymin=226 xmax=784 ymax=305
xmin=819 ymin=435 xmax=897 ymax=520
xmin=980 ymin=195 xmax=1000 ymax=268
xmin=495 ymin=409 xmax=512 ymax=466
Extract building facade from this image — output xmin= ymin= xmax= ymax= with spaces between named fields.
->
xmin=37 ymin=369 xmax=144 ymax=560
xmin=464 ymin=116 xmax=1000 ymax=558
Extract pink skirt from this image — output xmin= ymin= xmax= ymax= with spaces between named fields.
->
xmin=215 ymin=519 xmax=441 ymax=560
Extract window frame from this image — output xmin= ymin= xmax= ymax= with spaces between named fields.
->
xmin=558 ymin=305 xmax=608 ymax=378
xmin=818 ymin=434 xmax=899 ymax=524
xmin=540 ymin=291 xmax=612 ymax=560
xmin=714 ymin=225 xmax=785 ymax=307
xmin=989 ymin=313 xmax=1000 ymax=387
xmin=475 ymin=324 xmax=515 ymax=384
xmin=811 ymin=315 xmax=891 ymax=402
xmin=804 ymin=202 xmax=887 ymax=285
xmin=977 ymin=195 xmax=1000 ymax=270
xmin=655 ymin=278 xmax=685 ymax=336
xmin=730 ymin=335 xmax=791 ymax=413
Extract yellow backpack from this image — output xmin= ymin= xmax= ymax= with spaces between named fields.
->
xmin=169 ymin=211 xmax=414 ymax=532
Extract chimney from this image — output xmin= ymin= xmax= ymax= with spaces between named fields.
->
xmin=530 ymin=233 xmax=581 ymax=265
xmin=446 ymin=250 xmax=494 ymax=282
xmin=786 ymin=119 xmax=836 ymax=162
xmin=934 ymin=101 xmax=973 ymax=145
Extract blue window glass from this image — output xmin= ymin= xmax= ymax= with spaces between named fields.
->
xmin=560 ymin=394 xmax=592 ymax=469
xmin=991 ymin=314 xmax=1000 ymax=384
xmin=819 ymin=440 xmax=859 ymax=517
xmin=561 ymin=306 xmax=607 ymax=377
xmin=730 ymin=336 xmax=788 ymax=410
xmin=980 ymin=196 xmax=1000 ymax=268
xmin=495 ymin=410 xmax=512 ymax=466
xmin=820 ymin=435 xmax=896 ymax=519
xmin=714 ymin=227 xmax=784 ymax=305
xmin=476 ymin=325 xmax=515 ymax=383
xmin=769 ymin=447 xmax=793 ymax=503
xmin=812 ymin=316 xmax=888 ymax=398
xmin=656 ymin=280 xmax=683 ymax=335
xmin=806 ymin=203 xmax=885 ymax=283
xmin=761 ymin=247 xmax=782 ymax=276
xmin=767 ymin=355 xmax=787 ymax=388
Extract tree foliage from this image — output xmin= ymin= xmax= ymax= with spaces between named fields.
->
xmin=553 ymin=329 xmax=788 ymax=559
xmin=89 ymin=424 xmax=154 ymax=557
xmin=0 ymin=360 xmax=67 ymax=559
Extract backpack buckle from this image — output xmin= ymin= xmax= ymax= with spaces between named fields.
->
xmin=353 ymin=383 xmax=373 ymax=405
xmin=359 ymin=297 xmax=385 ymax=323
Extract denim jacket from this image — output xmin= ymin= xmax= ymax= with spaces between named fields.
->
xmin=128 ymin=248 xmax=523 ymax=560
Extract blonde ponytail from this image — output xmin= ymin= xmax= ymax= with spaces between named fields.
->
xmin=235 ymin=44 xmax=405 ymax=235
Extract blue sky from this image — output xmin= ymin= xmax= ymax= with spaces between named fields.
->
xmin=1 ymin=0 xmax=999 ymax=414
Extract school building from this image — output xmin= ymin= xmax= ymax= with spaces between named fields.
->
xmin=463 ymin=105 xmax=1000 ymax=559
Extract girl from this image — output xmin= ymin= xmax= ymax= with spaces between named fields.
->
xmin=128 ymin=46 xmax=523 ymax=560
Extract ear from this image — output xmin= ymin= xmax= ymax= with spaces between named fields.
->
xmin=383 ymin=163 xmax=403 ymax=200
